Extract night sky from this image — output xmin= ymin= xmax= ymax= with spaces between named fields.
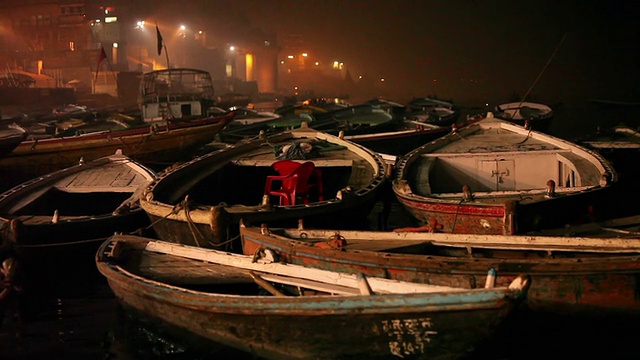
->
xmin=151 ymin=0 xmax=639 ymax=104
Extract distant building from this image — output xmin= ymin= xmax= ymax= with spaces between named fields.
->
xmin=0 ymin=0 xmax=280 ymax=103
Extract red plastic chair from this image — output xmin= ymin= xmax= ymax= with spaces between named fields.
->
xmin=269 ymin=160 xmax=324 ymax=203
xmin=264 ymin=161 xmax=317 ymax=205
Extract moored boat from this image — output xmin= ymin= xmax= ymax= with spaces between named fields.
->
xmin=392 ymin=114 xmax=618 ymax=235
xmin=240 ymin=222 xmax=640 ymax=317
xmin=0 ymin=123 xmax=27 ymax=157
xmin=406 ymin=97 xmax=460 ymax=127
xmin=226 ymin=106 xmax=281 ymax=125
xmin=140 ymin=123 xmax=388 ymax=247
xmin=344 ymin=119 xmax=451 ymax=156
xmin=574 ymin=124 xmax=640 ymax=184
xmin=97 ymin=233 xmax=531 ymax=360
xmin=0 ymin=68 xmax=236 ymax=186
xmin=494 ymin=102 xmax=553 ymax=131
xmin=218 ymin=103 xmax=405 ymax=145
xmin=0 ymin=150 xmax=156 ymax=290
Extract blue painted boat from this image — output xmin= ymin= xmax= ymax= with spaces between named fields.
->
xmin=96 ymin=233 xmax=530 ymax=360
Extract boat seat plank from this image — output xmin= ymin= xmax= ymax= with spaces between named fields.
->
xmin=145 ymin=240 xmax=461 ymax=293
xmin=257 ymin=273 xmax=360 ymax=295
xmin=137 ymin=251 xmax=254 ymax=285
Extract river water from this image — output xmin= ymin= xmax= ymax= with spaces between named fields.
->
xmin=1 ymin=99 xmax=639 ymax=359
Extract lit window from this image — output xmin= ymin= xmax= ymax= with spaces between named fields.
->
xmin=105 ymin=17 xmax=118 ymax=23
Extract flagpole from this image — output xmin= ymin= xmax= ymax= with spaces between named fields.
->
xmin=164 ymin=44 xmax=171 ymax=69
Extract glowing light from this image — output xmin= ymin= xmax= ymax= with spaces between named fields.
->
xmin=105 ymin=17 xmax=117 ymax=23
xmin=380 ymin=78 xmax=385 ymax=82
xmin=229 ymin=46 xmax=235 ymax=51
xmin=113 ymin=42 xmax=118 ymax=48
xmin=280 ymin=60 xmax=285 ymax=64
xmin=287 ymin=55 xmax=294 ymax=59
xmin=180 ymin=25 xmax=186 ymax=31
xmin=315 ymin=62 xmax=319 ymax=66
xmin=302 ymin=53 xmax=308 ymax=57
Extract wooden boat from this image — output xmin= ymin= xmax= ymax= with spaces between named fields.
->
xmin=274 ymin=103 xmax=329 ymax=117
xmin=406 ymin=97 xmax=460 ymax=127
xmin=465 ymin=102 xmax=554 ymax=132
xmin=339 ymin=98 xmax=451 ymax=156
xmin=578 ymin=124 xmax=640 ymax=151
xmin=0 ymin=68 xmax=236 ymax=186
xmin=344 ymin=119 xmax=451 ymax=156
xmin=575 ymin=124 xmax=640 ymax=183
xmin=392 ymin=115 xmax=618 ymax=235
xmin=0 ymin=123 xmax=27 ymax=157
xmin=96 ymin=233 xmax=531 ymax=360
xmin=240 ymin=222 xmax=640 ymax=317
xmin=140 ymin=123 xmax=388 ymax=247
xmin=227 ymin=106 xmax=281 ymax=125
xmin=494 ymin=102 xmax=553 ymax=131
xmin=218 ymin=103 xmax=404 ymax=145
xmin=0 ymin=150 xmax=156 ymax=289
xmin=0 ymin=110 xmax=234 ymax=186
xmin=217 ymin=112 xmax=315 ymax=143
xmin=531 ymin=214 xmax=640 ymax=238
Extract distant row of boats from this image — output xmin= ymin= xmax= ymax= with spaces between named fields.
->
xmin=1 ymin=66 xmax=638 ymax=359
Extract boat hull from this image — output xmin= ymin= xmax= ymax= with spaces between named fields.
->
xmin=0 ymin=113 xmax=235 ymax=185
xmin=0 ymin=152 xmax=157 ymax=292
xmin=240 ymin=227 xmax=640 ymax=317
xmin=347 ymin=125 xmax=451 ymax=156
xmin=392 ymin=117 xmax=618 ymax=234
xmin=97 ymin=235 xmax=526 ymax=360
xmin=140 ymin=126 xmax=388 ymax=246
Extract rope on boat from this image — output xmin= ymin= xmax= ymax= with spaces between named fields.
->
xmin=15 ymin=237 xmax=106 ymax=248
xmin=181 ymin=195 xmax=205 ymax=247
xmin=141 ymin=197 xmax=238 ymax=249
xmin=451 ymin=198 xmax=464 ymax=233
xmin=116 ymin=131 xmax=153 ymax=156
xmin=140 ymin=199 xmax=185 ymax=231
xmin=209 ymin=234 xmax=239 ymax=249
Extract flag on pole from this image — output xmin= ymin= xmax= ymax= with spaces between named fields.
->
xmin=156 ymin=24 xmax=163 ymax=56
xmin=94 ymin=47 xmax=108 ymax=82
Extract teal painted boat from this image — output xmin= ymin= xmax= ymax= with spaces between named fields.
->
xmin=97 ymin=233 xmax=530 ymax=360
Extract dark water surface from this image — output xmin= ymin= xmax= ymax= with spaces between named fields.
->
xmin=2 ymin=99 xmax=640 ymax=359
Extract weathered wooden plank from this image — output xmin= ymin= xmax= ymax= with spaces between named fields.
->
xmin=145 ymin=240 xmax=461 ymax=294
